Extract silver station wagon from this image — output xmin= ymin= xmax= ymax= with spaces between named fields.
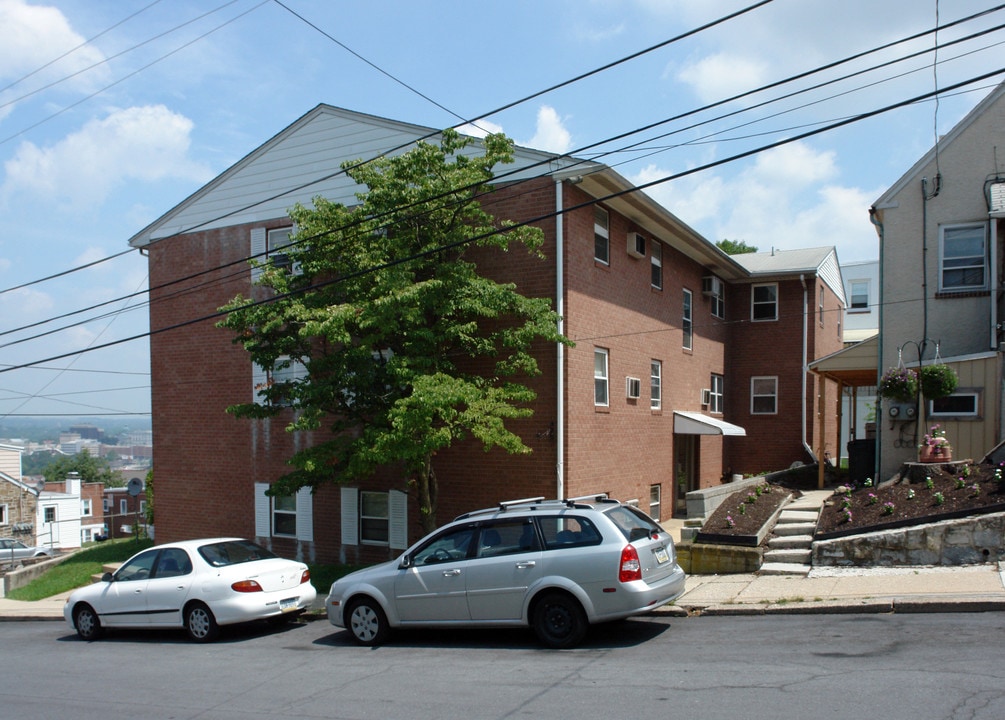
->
xmin=326 ymin=495 xmax=686 ymax=648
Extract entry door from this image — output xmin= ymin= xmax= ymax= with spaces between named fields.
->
xmin=674 ymin=435 xmax=697 ymax=516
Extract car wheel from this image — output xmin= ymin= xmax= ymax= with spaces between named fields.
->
xmin=73 ymin=603 xmax=102 ymax=641
xmin=532 ymin=592 xmax=587 ymax=649
xmin=184 ymin=602 xmax=220 ymax=643
xmin=346 ymin=597 xmax=389 ymax=646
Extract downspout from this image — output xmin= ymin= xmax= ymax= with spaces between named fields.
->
xmin=800 ymin=274 xmax=815 ymax=460
xmin=554 ymin=179 xmax=565 ymax=500
xmin=869 ymin=206 xmax=884 ymax=483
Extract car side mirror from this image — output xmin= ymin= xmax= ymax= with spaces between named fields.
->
xmin=101 ymin=572 xmax=114 ymax=582
xmin=399 ymin=554 xmax=412 ymax=569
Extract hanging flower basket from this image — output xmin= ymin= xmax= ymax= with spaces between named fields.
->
xmin=878 ymin=366 xmax=917 ymax=402
xmin=919 ymin=363 xmax=958 ymax=399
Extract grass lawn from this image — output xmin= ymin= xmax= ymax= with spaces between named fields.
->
xmin=6 ymin=537 xmax=366 ymax=604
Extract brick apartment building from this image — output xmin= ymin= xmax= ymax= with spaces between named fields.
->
xmin=128 ymin=106 xmax=843 ymax=565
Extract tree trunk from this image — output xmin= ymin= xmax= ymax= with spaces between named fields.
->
xmin=416 ymin=457 xmax=439 ymax=535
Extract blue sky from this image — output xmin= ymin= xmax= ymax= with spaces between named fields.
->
xmin=0 ymin=0 xmax=1002 ymax=420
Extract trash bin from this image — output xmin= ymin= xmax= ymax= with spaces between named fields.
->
xmin=847 ymin=439 xmax=876 ymax=483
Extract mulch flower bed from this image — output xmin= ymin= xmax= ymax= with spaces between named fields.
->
xmin=698 ymin=482 xmax=791 ymax=544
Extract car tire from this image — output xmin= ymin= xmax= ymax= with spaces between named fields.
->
xmin=73 ymin=603 xmax=102 ymax=641
xmin=532 ymin=592 xmax=587 ymax=649
xmin=184 ymin=602 xmax=220 ymax=643
xmin=346 ymin=597 xmax=389 ymax=646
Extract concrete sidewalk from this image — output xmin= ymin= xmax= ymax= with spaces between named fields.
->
xmin=3 ymin=562 xmax=1005 ymax=622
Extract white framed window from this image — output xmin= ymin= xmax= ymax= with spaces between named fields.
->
xmin=340 ymin=487 xmax=408 ymax=549
xmin=594 ymin=348 xmax=609 ymax=406
xmin=594 ymin=206 xmax=610 ymax=265
xmin=650 ymin=241 xmax=662 ymax=289
xmin=940 ymin=223 xmax=987 ymax=291
xmin=44 ymin=506 xmax=56 ymax=523
xmin=929 ymin=390 xmax=980 ymax=418
xmin=0 ymin=503 xmax=7 ymax=525
xmin=650 ymin=360 xmax=662 ymax=410
xmin=752 ymin=284 xmax=778 ymax=321
xmin=103 ymin=498 xmax=109 ymax=513
xmin=849 ymin=280 xmax=869 ymax=311
xmin=81 ymin=499 xmax=92 ymax=517
xmin=751 ymin=376 xmax=778 ymax=414
xmin=710 ymin=373 xmax=724 ymax=414
xmin=254 ymin=484 xmax=313 ymax=541
xmin=253 ymin=355 xmax=308 ymax=406
xmin=819 ymin=287 xmax=825 ymax=327
xmin=649 ymin=484 xmax=661 ymax=520
xmin=710 ymin=282 xmax=725 ymax=320
xmin=682 ymin=289 xmax=693 ymax=350
xmin=119 ymin=499 xmax=127 ymax=516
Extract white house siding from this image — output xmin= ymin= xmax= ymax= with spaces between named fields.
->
xmin=36 ymin=493 xmax=81 ymax=551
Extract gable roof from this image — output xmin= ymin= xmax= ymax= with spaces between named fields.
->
xmin=730 ymin=246 xmax=846 ymax=304
xmin=128 ymin=105 xmax=591 ymax=248
xmin=873 ymin=80 xmax=1005 ymax=208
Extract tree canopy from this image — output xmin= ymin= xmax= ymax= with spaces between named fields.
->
xmin=716 ymin=239 xmax=758 ymax=255
xmin=219 ymin=130 xmax=570 ymax=531
xmin=41 ymin=452 xmax=119 ymax=487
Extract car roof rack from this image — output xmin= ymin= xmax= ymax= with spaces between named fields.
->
xmin=453 ymin=494 xmax=619 ymax=521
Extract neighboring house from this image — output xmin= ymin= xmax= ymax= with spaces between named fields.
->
xmin=128 ymin=105 xmax=843 ymax=565
xmin=44 ymin=476 xmax=105 ymax=544
xmin=1 ymin=444 xmax=40 ymax=542
xmin=840 ymin=259 xmax=880 ymax=458
xmin=814 ymin=80 xmax=1005 ymax=482
xmin=102 ymin=486 xmax=148 ymax=539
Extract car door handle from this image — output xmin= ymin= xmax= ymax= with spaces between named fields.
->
xmin=442 ymin=569 xmax=461 ymax=577
xmin=515 ymin=561 xmax=536 ymax=569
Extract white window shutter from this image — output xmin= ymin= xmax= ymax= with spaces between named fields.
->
xmin=250 ymin=227 xmax=266 ymax=283
xmin=296 ymin=487 xmax=313 ymax=541
xmin=340 ymin=487 xmax=358 ymax=546
xmin=389 ymin=490 xmax=408 ymax=550
xmin=254 ymin=483 xmax=270 ymax=537
xmin=252 ymin=362 xmax=268 ymax=405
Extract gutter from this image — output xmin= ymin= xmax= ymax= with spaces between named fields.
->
xmin=869 ymin=205 xmax=884 ymax=483
xmin=555 ymin=179 xmax=565 ymax=501
xmin=800 ymin=274 xmax=815 ymax=460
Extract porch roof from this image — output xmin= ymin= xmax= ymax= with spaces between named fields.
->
xmin=808 ymin=335 xmax=879 ymax=387
xmin=673 ymin=411 xmax=746 ymax=436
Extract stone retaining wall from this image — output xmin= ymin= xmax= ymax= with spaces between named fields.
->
xmin=812 ymin=511 xmax=1005 ymax=567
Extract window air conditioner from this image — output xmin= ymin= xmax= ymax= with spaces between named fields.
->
xmin=701 ymin=388 xmax=711 ymax=406
xmin=702 ymin=276 xmax=723 ymax=296
xmin=626 ymin=377 xmax=642 ymax=399
xmin=627 ymin=232 xmax=646 ymax=259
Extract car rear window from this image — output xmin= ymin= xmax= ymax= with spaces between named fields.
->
xmin=198 ymin=540 xmax=277 ymax=567
xmin=603 ymin=505 xmax=662 ymax=541
xmin=537 ymin=516 xmax=602 ymax=550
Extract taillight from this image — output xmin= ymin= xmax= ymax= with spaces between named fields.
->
xmin=619 ymin=544 xmax=642 ymax=582
xmin=300 ymin=569 xmax=311 ymax=584
xmin=231 ymin=579 xmax=263 ymax=593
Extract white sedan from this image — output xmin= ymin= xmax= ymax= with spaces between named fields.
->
xmin=64 ymin=538 xmax=317 ymax=642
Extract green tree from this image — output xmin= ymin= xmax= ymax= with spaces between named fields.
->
xmin=144 ymin=469 xmax=154 ymax=526
xmin=717 ymin=239 xmax=758 ymax=255
xmin=219 ymin=130 xmax=571 ymax=533
xmin=42 ymin=453 xmax=119 ymax=487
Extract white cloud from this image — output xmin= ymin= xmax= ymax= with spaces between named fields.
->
xmin=0 ymin=0 xmax=109 ymax=111
xmin=675 ymin=53 xmax=769 ymax=105
xmin=521 ymin=105 xmax=572 ymax=154
xmin=0 ymin=286 xmax=54 ymax=324
xmin=457 ymin=118 xmax=505 ymax=138
xmin=632 ymin=140 xmax=881 ymax=263
xmin=1 ymin=105 xmax=212 ymax=208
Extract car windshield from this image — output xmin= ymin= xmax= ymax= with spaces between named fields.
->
xmin=603 ymin=505 xmax=663 ymax=541
xmin=198 ymin=540 xmax=277 ymax=567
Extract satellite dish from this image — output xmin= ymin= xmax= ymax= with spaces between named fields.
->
xmin=127 ymin=477 xmax=144 ymax=497
xmin=35 ymin=479 xmax=46 ymax=493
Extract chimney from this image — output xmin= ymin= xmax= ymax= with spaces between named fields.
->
xmin=66 ymin=471 xmax=81 ymax=497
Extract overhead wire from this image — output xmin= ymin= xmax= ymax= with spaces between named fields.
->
xmin=1 ymin=65 xmax=1001 ymax=377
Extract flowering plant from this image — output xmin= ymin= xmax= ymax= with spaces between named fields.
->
xmin=919 ymin=423 xmax=951 ymax=452
xmin=879 ymin=366 xmax=918 ymax=402
xmin=919 ymin=363 xmax=958 ymax=399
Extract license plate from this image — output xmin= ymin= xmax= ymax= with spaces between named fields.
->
xmin=653 ymin=546 xmax=669 ymax=564
xmin=280 ymin=597 xmax=298 ymax=612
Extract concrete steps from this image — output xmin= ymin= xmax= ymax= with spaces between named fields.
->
xmin=760 ymin=491 xmax=831 ymax=577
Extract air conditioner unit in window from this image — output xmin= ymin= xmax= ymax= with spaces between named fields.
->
xmin=627 ymin=232 xmax=646 ymax=259
xmin=701 ymin=388 xmax=711 ymax=406
xmin=702 ymin=276 xmax=723 ymax=296
xmin=626 ymin=377 xmax=642 ymax=399
xmin=991 ymin=182 xmax=1005 ymax=217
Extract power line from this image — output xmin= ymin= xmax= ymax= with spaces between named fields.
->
xmin=1 ymin=66 xmax=999 ymax=376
